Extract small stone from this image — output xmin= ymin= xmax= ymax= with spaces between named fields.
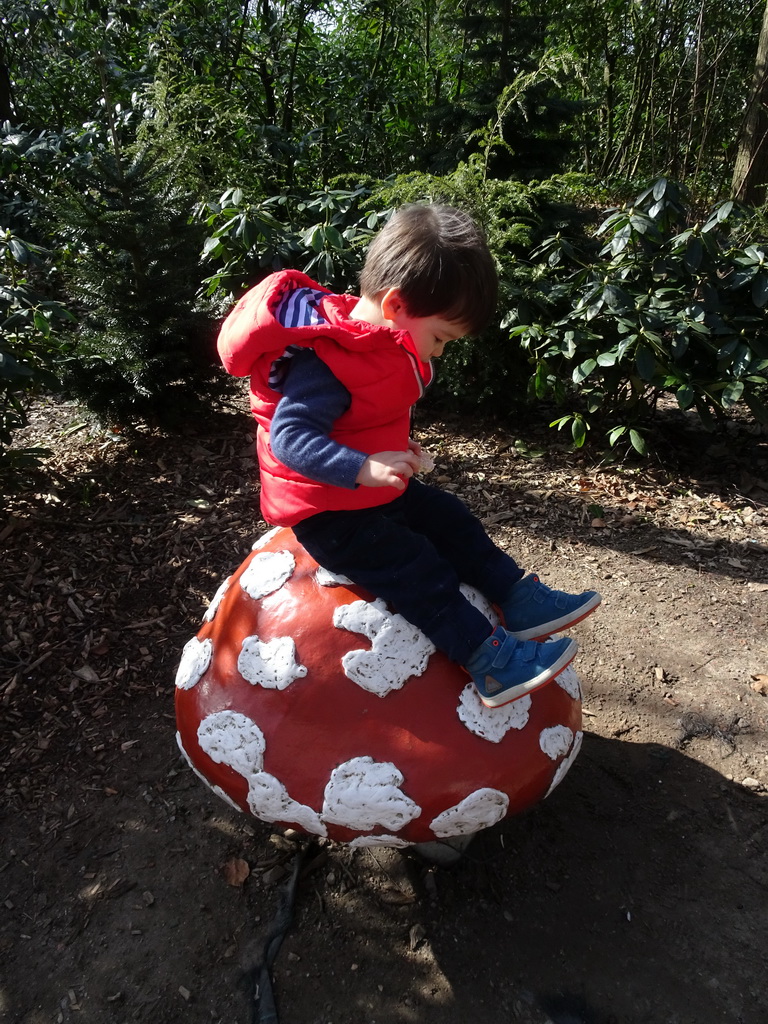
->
xmin=270 ymin=832 xmax=300 ymax=850
xmin=742 ymin=777 xmax=761 ymax=789
xmin=178 ymin=986 xmax=191 ymax=1001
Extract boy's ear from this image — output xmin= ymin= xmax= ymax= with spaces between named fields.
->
xmin=380 ymin=287 xmax=405 ymax=321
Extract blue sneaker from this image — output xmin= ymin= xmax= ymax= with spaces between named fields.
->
xmin=500 ymin=573 xmax=601 ymax=641
xmin=464 ymin=627 xmax=578 ymax=708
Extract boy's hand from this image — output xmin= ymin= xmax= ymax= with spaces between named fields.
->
xmin=356 ymin=450 xmax=422 ymax=490
xmin=408 ymin=438 xmax=435 ymax=473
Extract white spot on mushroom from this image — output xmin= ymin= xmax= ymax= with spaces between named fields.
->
xmin=251 ymin=526 xmax=282 ymax=550
xmin=175 ymin=637 xmax=213 ymax=690
xmin=176 ymin=732 xmax=243 ymax=812
xmin=316 ymin=566 xmax=353 ymax=587
xmin=545 ymin=730 xmax=583 ymax=797
xmin=247 ymin=773 xmax=327 ymax=836
xmin=240 ymin=549 xmax=295 ymax=600
xmin=457 ymin=683 xmax=531 ymax=742
xmin=194 ymin=713 xmax=325 ymax=834
xmin=539 ymin=725 xmax=575 ymax=761
xmin=349 ymin=834 xmax=412 ymax=849
xmin=555 ymin=662 xmax=581 ymax=700
xmin=334 ymin=599 xmax=435 ymax=697
xmin=238 ymin=634 xmax=307 ymax=689
xmin=197 ymin=711 xmax=266 ymax=775
xmin=322 ymin=755 xmax=421 ymax=832
xmin=203 ymin=577 xmax=231 ymax=622
xmin=430 ymin=788 xmax=509 ymax=837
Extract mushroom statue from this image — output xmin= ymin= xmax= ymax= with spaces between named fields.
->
xmin=174 ymin=527 xmax=583 ymax=850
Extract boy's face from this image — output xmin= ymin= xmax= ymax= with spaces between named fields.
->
xmin=380 ymin=289 xmax=468 ymax=361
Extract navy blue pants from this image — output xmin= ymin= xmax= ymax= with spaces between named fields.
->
xmin=293 ymin=478 xmax=524 ymax=663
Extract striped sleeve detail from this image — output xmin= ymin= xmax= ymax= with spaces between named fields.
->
xmin=275 ymin=287 xmax=327 ymax=328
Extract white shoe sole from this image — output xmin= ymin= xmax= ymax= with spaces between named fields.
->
xmin=507 ymin=594 xmax=602 ymax=642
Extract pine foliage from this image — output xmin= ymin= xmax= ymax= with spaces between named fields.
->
xmin=52 ymin=146 xmax=230 ymax=425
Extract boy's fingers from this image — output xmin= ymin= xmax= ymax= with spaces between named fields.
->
xmin=357 ymin=450 xmax=421 ymax=488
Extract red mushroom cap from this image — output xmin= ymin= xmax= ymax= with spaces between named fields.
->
xmin=175 ymin=528 xmax=583 ymax=845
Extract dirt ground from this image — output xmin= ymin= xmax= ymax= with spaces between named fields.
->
xmin=2 ymin=390 xmax=768 ymax=1024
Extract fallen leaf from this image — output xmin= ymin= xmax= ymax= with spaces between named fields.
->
xmin=222 ymin=857 xmax=250 ymax=887
xmin=74 ymin=665 xmax=100 ymax=682
xmin=750 ymin=675 xmax=768 ymax=696
xmin=379 ymin=885 xmax=416 ymax=905
xmin=409 ymin=923 xmax=426 ymax=951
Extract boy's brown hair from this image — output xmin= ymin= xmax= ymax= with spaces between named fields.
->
xmin=359 ymin=204 xmax=498 ymax=336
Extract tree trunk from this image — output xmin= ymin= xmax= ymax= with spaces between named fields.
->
xmin=732 ymin=0 xmax=768 ymax=204
xmin=0 ymin=41 xmax=13 ymax=122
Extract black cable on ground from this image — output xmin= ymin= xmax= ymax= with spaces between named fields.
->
xmin=251 ymin=843 xmax=309 ymax=1024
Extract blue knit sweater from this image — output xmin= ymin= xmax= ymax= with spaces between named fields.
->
xmin=270 ymin=347 xmax=367 ymax=490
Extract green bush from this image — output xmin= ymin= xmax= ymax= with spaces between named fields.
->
xmin=509 ymin=178 xmax=768 ymax=452
xmin=50 ymin=145 xmax=232 ymax=425
xmin=0 ymin=230 xmax=74 ymax=473
xmin=197 ymin=185 xmax=376 ymax=303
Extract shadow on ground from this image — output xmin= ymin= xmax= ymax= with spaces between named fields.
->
xmin=3 ymin=727 xmax=765 ymax=1024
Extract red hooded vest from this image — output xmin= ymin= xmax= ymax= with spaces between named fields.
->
xmin=217 ymin=270 xmax=433 ymax=526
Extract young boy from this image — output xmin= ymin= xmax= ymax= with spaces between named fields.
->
xmin=217 ymin=204 xmax=600 ymax=707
